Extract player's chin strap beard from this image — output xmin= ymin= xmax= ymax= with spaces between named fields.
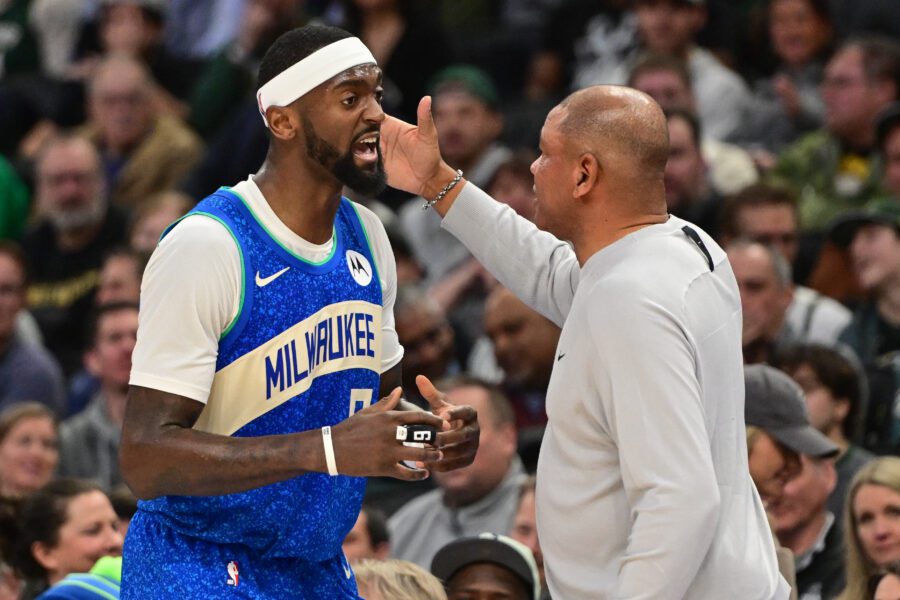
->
xmin=256 ymin=37 xmax=377 ymax=128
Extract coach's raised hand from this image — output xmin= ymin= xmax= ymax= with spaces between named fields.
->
xmin=381 ymin=97 xmax=468 ymax=218
xmin=416 ymin=374 xmax=480 ymax=471
xmin=330 ymin=387 xmax=447 ymax=480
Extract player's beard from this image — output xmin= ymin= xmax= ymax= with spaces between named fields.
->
xmin=302 ymin=116 xmax=387 ymax=197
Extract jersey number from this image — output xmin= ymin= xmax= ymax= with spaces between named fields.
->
xmin=348 ymin=389 xmax=373 ymax=417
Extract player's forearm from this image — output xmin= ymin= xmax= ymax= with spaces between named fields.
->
xmin=120 ymin=386 xmax=325 ymax=499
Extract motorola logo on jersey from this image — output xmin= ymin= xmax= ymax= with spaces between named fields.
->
xmin=346 ymin=250 xmax=372 ymax=287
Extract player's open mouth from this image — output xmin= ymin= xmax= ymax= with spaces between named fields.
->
xmin=352 ymin=133 xmax=379 ymax=166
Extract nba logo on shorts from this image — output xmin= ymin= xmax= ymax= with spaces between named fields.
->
xmin=226 ymin=561 xmax=239 ymax=586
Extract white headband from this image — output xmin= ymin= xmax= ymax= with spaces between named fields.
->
xmin=256 ymin=37 xmax=377 ymax=127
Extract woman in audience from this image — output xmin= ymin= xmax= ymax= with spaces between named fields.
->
xmin=738 ymin=0 xmax=834 ymax=155
xmin=354 ymin=558 xmax=447 ymax=600
xmin=0 ymin=403 xmax=58 ymax=499
xmin=840 ymin=457 xmax=900 ymax=600
xmin=13 ymin=479 xmax=123 ymax=599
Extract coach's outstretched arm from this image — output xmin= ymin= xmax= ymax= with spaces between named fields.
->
xmin=381 ymin=98 xmax=580 ymax=326
xmin=120 ymin=367 xmax=449 ymax=499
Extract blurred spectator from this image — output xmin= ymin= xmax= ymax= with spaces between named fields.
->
xmin=0 ymin=243 xmax=66 ymax=414
xmin=0 ymin=0 xmax=41 ymax=78
xmin=725 ymin=239 xmax=794 ymax=364
xmin=83 ymin=55 xmax=202 ymax=209
xmin=29 ymin=0 xmax=87 ymax=79
xmin=343 ymin=505 xmax=390 ymax=562
xmin=719 ymin=183 xmax=852 ymax=344
xmin=394 ymin=285 xmax=458 ymax=407
xmin=771 ymin=36 xmax=900 ymax=233
xmin=338 ymin=0 xmax=453 ymax=123
xmin=57 ymin=302 xmax=137 ymax=490
xmin=735 ymin=0 xmax=833 ymax=155
xmin=12 ymin=478 xmax=122 ymax=599
xmin=484 ymin=151 xmax=537 ymax=222
xmin=526 ymin=0 xmax=637 ymax=101
xmin=0 ymin=403 xmax=58 ymax=499
xmin=0 ymin=156 xmax=29 ymax=241
xmin=23 ymin=135 xmax=128 ymax=376
xmin=628 ymin=53 xmax=759 ymax=197
xmin=187 ymin=0 xmax=303 ymax=138
xmin=163 ymin=0 xmax=244 ymax=61
xmin=509 ymin=476 xmax=548 ymax=599
xmin=389 ymin=376 xmax=525 ymax=568
xmin=830 ymin=201 xmax=900 ymax=453
xmin=778 ymin=344 xmax=875 ymax=520
xmin=107 ymin=485 xmax=136 ymax=538
xmin=96 ymin=248 xmax=143 ymax=306
xmin=772 ymin=454 xmax=846 ymax=599
xmin=74 ymin=0 xmax=200 ymax=106
xmin=841 ymin=457 xmax=900 ymax=600
xmin=430 ymin=533 xmax=541 ymax=600
xmin=877 ymin=103 xmax=900 ymax=199
xmin=630 ymin=0 xmax=751 ymax=140
xmin=664 ymin=108 xmax=724 ymax=236
xmin=481 ymin=286 xmax=558 ymax=430
xmin=128 ymin=190 xmax=193 ymax=256
xmin=399 ymin=65 xmax=510 ymax=287
xmin=384 ymin=224 xmax=425 ymax=286
xmin=354 ymin=558 xmax=447 ymax=600
xmin=37 ymin=555 xmax=122 ymax=600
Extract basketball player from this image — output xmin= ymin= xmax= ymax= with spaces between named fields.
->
xmin=118 ymin=25 xmax=479 ymax=598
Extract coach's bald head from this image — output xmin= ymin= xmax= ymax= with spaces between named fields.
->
xmin=532 ymin=85 xmax=669 ymax=261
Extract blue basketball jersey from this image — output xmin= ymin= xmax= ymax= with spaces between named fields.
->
xmin=134 ymin=188 xmax=383 ymax=561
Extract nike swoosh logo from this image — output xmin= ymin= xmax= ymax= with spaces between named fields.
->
xmin=557 ymin=352 xmax=566 ymax=362
xmin=255 ymin=267 xmax=290 ymax=287
xmin=343 ymin=562 xmax=352 ymax=579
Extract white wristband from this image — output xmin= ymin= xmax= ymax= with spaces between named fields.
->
xmin=321 ymin=426 xmax=338 ymax=476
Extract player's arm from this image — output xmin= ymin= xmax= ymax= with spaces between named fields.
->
xmin=119 ymin=385 xmax=446 ymax=499
xmin=380 ymin=98 xmax=579 ymax=325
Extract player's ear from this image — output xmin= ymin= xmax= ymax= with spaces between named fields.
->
xmin=267 ymin=107 xmax=298 ymax=141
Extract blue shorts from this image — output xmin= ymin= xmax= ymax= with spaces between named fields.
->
xmin=121 ymin=512 xmax=361 ymax=599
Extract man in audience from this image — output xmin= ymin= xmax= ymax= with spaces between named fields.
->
xmin=0 ymin=242 xmax=65 ymax=415
xmin=777 ymin=343 xmax=874 ymax=520
xmin=58 ymin=301 xmax=139 ymax=489
xmin=830 ymin=201 xmax=900 ymax=453
xmin=772 ymin=37 xmax=900 ymax=232
xmin=431 ymin=533 xmax=540 ymax=600
xmin=83 ymin=55 xmax=202 ymax=208
xmin=628 ymin=52 xmax=758 ymax=196
xmin=23 ymin=135 xmax=129 ymax=376
xmin=390 ymin=377 xmax=525 ymax=569
xmin=482 ymin=286 xmax=558 ymax=430
xmin=509 ymin=477 xmax=547 ymax=599
xmin=770 ymin=455 xmax=845 ymax=599
xmin=664 ymin=109 xmax=723 ymax=237
xmin=719 ymin=183 xmax=852 ymax=341
xmin=96 ymin=248 xmax=144 ymax=306
xmin=726 ymin=239 xmax=795 ymax=364
xmin=343 ymin=506 xmax=390 ymax=563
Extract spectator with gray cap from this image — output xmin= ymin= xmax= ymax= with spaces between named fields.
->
xmin=431 ymin=533 xmax=540 ymax=600
xmin=745 ymin=364 xmax=846 ymax=599
xmin=830 ymin=200 xmax=900 ymax=453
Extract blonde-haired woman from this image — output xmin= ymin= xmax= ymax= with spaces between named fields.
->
xmin=354 ymin=558 xmax=446 ymax=600
xmin=839 ymin=457 xmax=900 ymax=600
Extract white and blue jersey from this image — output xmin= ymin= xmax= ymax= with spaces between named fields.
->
xmin=123 ymin=187 xmax=388 ymax=598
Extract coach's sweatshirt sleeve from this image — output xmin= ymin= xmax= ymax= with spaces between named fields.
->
xmin=441 ymin=184 xmax=579 ymax=327
xmin=590 ymin=285 xmax=721 ymax=600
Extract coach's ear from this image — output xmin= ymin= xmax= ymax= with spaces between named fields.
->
xmin=573 ymin=151 xmax=600 ymax=199
xmin=267 ymin=107 xmax=298 ymax=141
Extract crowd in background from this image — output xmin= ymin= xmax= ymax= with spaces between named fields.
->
xmin=1 ymin=0 xmax=900 ymax=598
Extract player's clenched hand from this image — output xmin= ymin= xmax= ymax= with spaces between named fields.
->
xmin=330 ymin=387 xmax=448 ymax=481
xmin=380 ymin=96 xmax=442 ymax=196
xmin=416 ymin=375 xmax=480 ymax=472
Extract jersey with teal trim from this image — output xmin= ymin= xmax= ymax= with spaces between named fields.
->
xmin=134 ymin=189 xmax=383 ymax=561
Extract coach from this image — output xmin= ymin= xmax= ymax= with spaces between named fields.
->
xmin=382 ymin=86 xmax=789 ymax=599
